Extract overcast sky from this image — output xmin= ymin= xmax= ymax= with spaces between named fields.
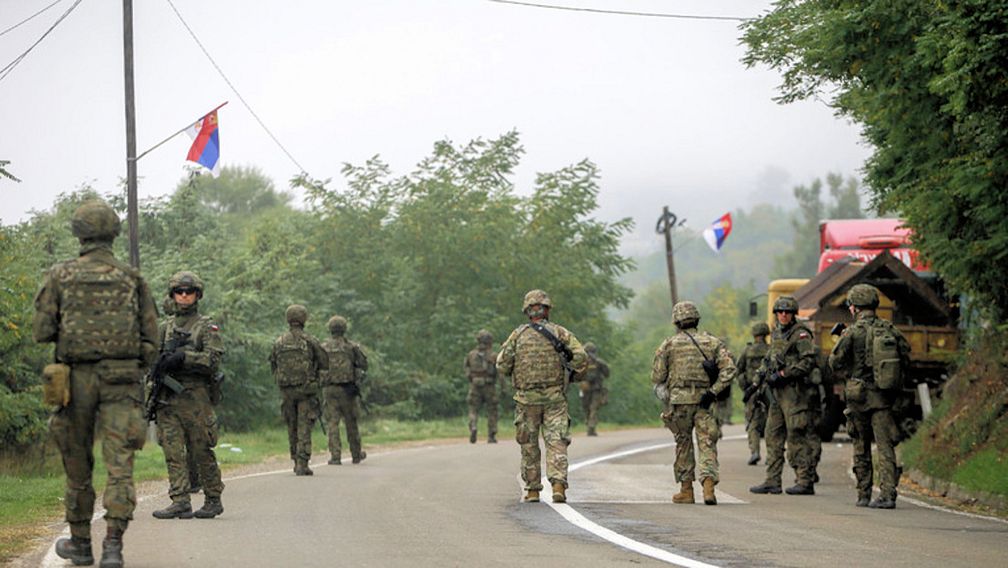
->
xmin=0 ymin=0 xmax=869 ymax=254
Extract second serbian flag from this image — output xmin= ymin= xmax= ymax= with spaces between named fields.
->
xmin=702 ymin=212 xmax=732 ymax=253
xmin=186 ymin=109 xmax=221 ymax=176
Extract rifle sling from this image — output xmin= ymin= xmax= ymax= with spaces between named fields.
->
xmin=528 ymin=322 xmax=573 ymax=363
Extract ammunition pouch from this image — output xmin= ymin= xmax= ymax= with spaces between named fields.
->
xmin=42 ymin=363 xmax=72 ymax=407
xmin=97 ymin=359 xmax=143 ymax=385
xmin=845 ymin=378 xmax=868 ymax=404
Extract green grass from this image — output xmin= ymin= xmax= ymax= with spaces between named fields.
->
xmin=952 ymin=448 xmax=1008 ymax=497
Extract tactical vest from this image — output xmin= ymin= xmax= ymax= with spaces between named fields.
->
xmin=769 ymin=323 xmax=813 ymax=378
xmin=467 ymin=349 xmax=495 ymax=379
xmin=321 ymin=338 xmax=354 ymax=386
xmin=512 ymin=325 xmax=565 ymax=390
xmin=667 ymin=333 xmax=717 ymax=389
xmin=742 ymin=342 xmax=769 ymax=386
xmin=162 ymin=314 xmax=211 ymax=382
xmin=274 ymin=331 xmax=313 ymax=387
xmin=56 ymin=257 xmax=142 ymax=362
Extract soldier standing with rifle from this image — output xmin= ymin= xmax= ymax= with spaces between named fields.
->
xmin=151 ymin=271 xmax=226 ymax=520
xmin=33 ymin=199 xmax=158 ymax=568
xmin=320 ymin=315 xmax=369 ymax=465
xmin=465 ymin=329 xmax=500 ymax=444
xmin=578 ymin=342 xmax=610 ymax=436
xmin=738 ymin=323 xmax=771 ymax=465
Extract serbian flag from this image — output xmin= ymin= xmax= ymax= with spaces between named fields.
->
xmin=185 ymin=109 xmax=221 ymax=176
xmin=702 ymin=212 xmax=732 ymax=253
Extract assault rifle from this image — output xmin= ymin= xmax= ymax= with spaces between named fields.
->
xmin=144 ymin=329 xmax=191 ymax=421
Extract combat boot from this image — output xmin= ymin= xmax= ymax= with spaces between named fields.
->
xmin=328 ymin=454 xmax=341 ymax=465
xmin=702 ymin=478 xmax=717 ymax=505
xmin=747 ymin=453 xmax=760 ymax=466
xmin=785 ymin=483 xmax=815 ymax=495
xmin=352 ymin=451 xmax=367 ymax=464
xmin=294 ymin=461 xmax=314 ymax=476
xmin=469 ymin=430 xmax=477 ymax=444
xmin=189 ymin=482 xmax=201 ymax=494
xmin=587 ymin=427 xmax=597 ymax=437
xmin=194 ymin=496 xmax=223 ymax=519
xmin=55 ymin=536 xmax=93 ymax=566
xmin=152 ymin=501 xmax=194 ymax=519
xmin=487 ymin=434 xmax=497 ymax=444
xmin=856 ymin=493 xmax=871 ymax=507
xmin=869 ymin=496 xmax=896 ymax=509
xmin=99 ymin=536 xmax=123 ymax=568
xmin=523 ymin=490 xmax=540 ymax=503
xmin=749 ymin=481 xmax=782 ymax=494
xmin=673 ymin=481 xmax=695 ymax=504
xmin=552 ymin=482 xmax=567 ymax=503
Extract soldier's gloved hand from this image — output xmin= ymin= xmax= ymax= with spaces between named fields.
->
xmin=742 ymin=384 xmax=758 ymax=403
xmin=698 ymin=390 xmax=717 ymax=409
xmin=766 ymin=371 xmax=786 ymax=388
xmin=161 ymin=350 xmax=186 ymax=373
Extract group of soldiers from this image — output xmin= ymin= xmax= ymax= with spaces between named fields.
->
xmin=31 ymin=198 xmax=909 ymax=567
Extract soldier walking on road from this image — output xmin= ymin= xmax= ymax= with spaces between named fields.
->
xmin=151 ymin=271 xmax=226 ymax=520
xmin=829 ymin=284 xmax=911 ymax=509
xmin=578 ymin=342 xmax=610 ymax=436
xmin=33 ymin=199 xmax=159 ymax=568
xmin=750 ymin=296 xmax=819 ymax=496
xmin=465 ymin=329 xmax=501 ymax=444
xmin=320 ymin=315 xmax=369 ymax=465
xmin=271 ymin=305 xmax=328 ymax=476
xmin=497 ymin=290 xmax=587 ymax=504
xmin=651 ymin=301 xmax=736 ymax=505
xmin=737 ymin=323 xmax=770 ymax=465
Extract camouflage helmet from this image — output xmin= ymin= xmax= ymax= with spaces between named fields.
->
xmin=751 ymin=322 xmax=770 ymax=337
xmin=476 ymin=329 xmax=493 ymax=344
xmin=71 ymin=199 xmax=121 ymax=241
xmin=522 ymin=289 xmax=552 ymax=312
xmin=672 ymin=301 xmax=701 ymax=326
xmin=772 ymin=296 xmax=799 ymax=314
xmin=285 ymin=304 xmax=308 ymax=325
xmin=584 ymin=341 xmax=598 ymax=354
xmin=328 ymin=315 xmax=348 ymax=335
xmin=168 ymin=271 xmax=204 ymax=298
xmin=847 ymin=283 xmax=880 ymax=309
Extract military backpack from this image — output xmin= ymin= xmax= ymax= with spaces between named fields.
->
xmin=322 ymin=340 xmax=355 ymax=385
xmin=274 ymin=332 xmax=313 ymax=387
xmin=55 ymin=257 xmax=142 ymax=362
xmin=868 ymin=320 xmax=902 ymax=390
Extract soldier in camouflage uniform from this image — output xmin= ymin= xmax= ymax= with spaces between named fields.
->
xmin=465 ymin=329 xmax=501 ymax=444
xmin=270 ymin=305 xmax=328 ymax=475
xmin=320 ymin=315 xmax=369 ymax=465
xmin=750 ymin=296 xmax=819 ymax=496
xmin=737 ymin=322 xmax=770 ymax=465
xmin=829 ymin=284 xmax=911 ymax=509
xmin=578 ymin=342 xmax=610 ymax=436
xmin=651 ymin=301 xmax=736 ymax=505
xmin=33 ymin=199 xmax=158 ymax=568
xmin=497 ymin=290 xmax=587 ymax=504
xmin=151 ymin=271 xmax=226 ymax=520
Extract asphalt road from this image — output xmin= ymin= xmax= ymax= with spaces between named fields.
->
xmin=35 ymin=424 xmax=1008 ymax=567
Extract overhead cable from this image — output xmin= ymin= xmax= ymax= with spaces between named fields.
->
xmin=164 ymin=0 xmax=307 ymax=174
xmin=0 ymin=0 xmax=67 ymax=38
xmin=487 ymin=0 xmax=752 ymax=22
xmin=0 ymin=0 xmax=83 ymax=85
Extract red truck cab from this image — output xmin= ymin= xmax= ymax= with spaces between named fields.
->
xmin=818 ymin=219 xmax=929 ymax=273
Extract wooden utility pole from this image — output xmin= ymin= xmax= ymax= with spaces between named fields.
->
xmin=655 ymin=206 xmax=682 ymax=307
xmin=122 ymin=0 xmax=140 ymax=268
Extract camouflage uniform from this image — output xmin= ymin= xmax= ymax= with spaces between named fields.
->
xmin=33 ymin=199 xmax=158 ymax=565
xmin=153 ymin=271 xmax=225 ymax=519
xmin=270 ymin=305 xmax=328 ymax=475
xmin=736 ymin=323 xmax=770 ymax=464
xmin=577 ymin=342 xmax=610 ymax=436
xmin=465 ymin=330 xmax=500 ymax=443
xmin=320 ymin=315 xmax=369 ymax=464
xmin=829 ymin=284 xmax=911 ymax=508
xmin=752 ymin=296 xmax=818 ymax=495
xmin=497 ymin=290 xmax=587 ymax=503
xmin=652 ymin=302 xmax=736 ymax=505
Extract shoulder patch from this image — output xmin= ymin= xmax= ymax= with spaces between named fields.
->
xmin=797 ymin=332 xmax=811 ymax=340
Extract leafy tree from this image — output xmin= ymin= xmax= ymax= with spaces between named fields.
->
xmin=0 ymin=160 xmax=20 ymax=183
xmin=743 ymin=1 xmax=1008 ymax=320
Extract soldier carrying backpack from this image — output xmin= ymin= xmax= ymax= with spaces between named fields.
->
xmin=829 ymin=284 xmax=911 ymax=509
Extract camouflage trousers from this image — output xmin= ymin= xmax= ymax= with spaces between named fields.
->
xmin=49 ymin=361 xmax=147 ymax=538
xmin=322 ymin=384 xmax=363 ymax=461
xmin=280 ymin=385 xmax=319 ymax=465
xmin=745 ymin=399 xmax=767 ymax=458
xmin=467 ymin=382 xmax=499 ymax=437
xmin=579 ymin=387 xmax=606 ymax=431
xmin=662 ymin=403 xmax=721 ymax=483
xmin=156 ymin=383 xmax=224 ymax=503
xmin=717 ymin=393 xmax=733 ymax=426
xmin=764 ymin=395 xmax=815 ymax=486
xmin=849 ymin=407 xmax=901 ymax=500
xmin=515 ymin=400 xmax=571 ymax=491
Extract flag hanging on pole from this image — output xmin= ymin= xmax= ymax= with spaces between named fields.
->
xmin=702 ymin=212 xmax=732 ymax=253
xmin=185 ymin=109 xmax=221 ymax=176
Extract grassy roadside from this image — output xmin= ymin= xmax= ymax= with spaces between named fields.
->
xmin=0 ymin=417 xmax=648 ymax=564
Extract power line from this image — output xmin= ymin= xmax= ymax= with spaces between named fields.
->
xmin=164 ymin=0 xmax=307 ymax=174
xmin=0 ymin=0 xmax=83 ymax=85
xmin=0 ymin=0 xmax=66 ymax=38
xmin=487 ymin=0 xmax=752 ymax=22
